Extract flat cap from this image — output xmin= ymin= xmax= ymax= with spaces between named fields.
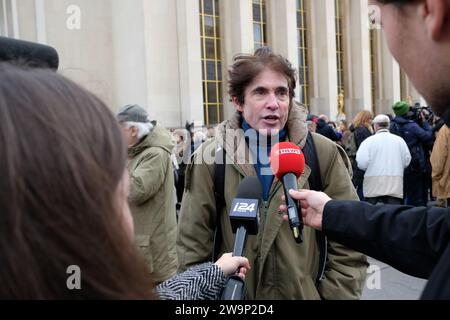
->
xmin=117 ymin=104 xmax=149 ymax=123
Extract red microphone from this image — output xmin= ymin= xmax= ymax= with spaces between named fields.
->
xmin=270 ymin=142 xmax=305 ymax=243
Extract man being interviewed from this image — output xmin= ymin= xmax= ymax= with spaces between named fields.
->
xmin=177 ymin=47 xmax=367 ymax=300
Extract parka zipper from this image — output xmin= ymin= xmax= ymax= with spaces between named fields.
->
xmin=317 ymin=235 xmax=328 ymax=283
xmin=262 ymin=200 xmax=269 ymax=222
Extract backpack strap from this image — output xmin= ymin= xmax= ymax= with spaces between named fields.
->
xmin=303 ymin=132 xmax=328 ymax=286
xmin=336 ymin=143 xmax=353 ymax=179
xmin=303 ymin=132 xmax=323 ymax=191
xmin=212 ymin=145 xmax=226 ymax=262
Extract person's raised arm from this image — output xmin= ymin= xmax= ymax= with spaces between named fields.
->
xmin=281 ymin=190 xmax=450 ymax=279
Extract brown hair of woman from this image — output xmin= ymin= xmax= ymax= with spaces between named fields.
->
xmin=0 ymin=63 xmax=154 ymax=299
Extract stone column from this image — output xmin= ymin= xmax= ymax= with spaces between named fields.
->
xmin=266 ymin=0 xmax=299 ymax=99
xmin=177 ymin=0 xmax=204 ymax=127
xmin=345 ymin=0 xmax=372 ymax=120
xmin=221 ymin=0 xmax=253 ymax=120
xmin=111 ymin=0 xmax=148 ymax=111
xmin=378 ymin=29 xmax=401 ymax=115
xmin=143 ymin=0 xmax=181 ymax=128
xmin=309 ymin=0 xmax=338 ymax=118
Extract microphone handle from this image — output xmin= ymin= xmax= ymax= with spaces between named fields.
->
xmin=221 ymin=276 xmax=245 ymax=300
xmin=282 ymin=173 xmax=303 ymax=243
xmin=221 ymin=226 xmax=248 ymax=300
xmin=232 ymin=226 xmax=247 ymax=257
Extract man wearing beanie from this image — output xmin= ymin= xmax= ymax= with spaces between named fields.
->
xmin=117 ymin=104 xmax=178 ymax=284
xmin=390 ymin=101 xmax=433 ymax=206
xmin=392 ymin=101 xmax=410 ymax=118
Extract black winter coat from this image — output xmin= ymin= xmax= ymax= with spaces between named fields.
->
xmin=349 ymin=125 xmax=372 ymax=188
xmin=323 ymin=200 xmax=450 ymax=299
xmin=316 ymin=119 xmax=339 ymax=141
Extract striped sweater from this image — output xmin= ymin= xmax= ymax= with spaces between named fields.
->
xmin=155 ymin=263 xmax=227 ymax=300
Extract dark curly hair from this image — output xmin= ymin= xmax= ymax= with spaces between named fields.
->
xmin=228 ymin=47 xmax=297 ymax=106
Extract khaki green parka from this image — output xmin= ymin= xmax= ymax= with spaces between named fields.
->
xmin=127 ymin=122 xmax=178 ymax=284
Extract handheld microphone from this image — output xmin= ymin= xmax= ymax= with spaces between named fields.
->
xmin=221 ymin=177 xmax=262 ymax=300
xmin=0 ymin=37 xmax=59 ymax=70
xmin=270 ymin=142 xmax=305 ymax=243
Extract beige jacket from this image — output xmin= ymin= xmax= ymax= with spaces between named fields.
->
xmin=431 ymin=125 xmax=450 ymax=198
xmin=127 ymin=122 xmax=178 ymax=283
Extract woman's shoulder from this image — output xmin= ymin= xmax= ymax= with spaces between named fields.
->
xmin=355 ymin=125 xmax=372 ymax=136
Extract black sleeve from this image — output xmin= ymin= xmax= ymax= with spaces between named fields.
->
xmin=355 ymin=127 xmax=371 ymax=148
xmin=322 ymin=201 xmax=450 ymax=279
xmin=326 ymin=126 xmax=339 ymax=141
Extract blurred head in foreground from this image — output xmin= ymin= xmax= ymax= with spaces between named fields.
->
xmin=0 ymin=63 xmax=154 ymax=299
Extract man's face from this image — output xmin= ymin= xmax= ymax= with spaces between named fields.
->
xmin=373 ymin=123 xmax=382 ymax=132
xmin=371 ymin=0 xmax=450 ymax=116
xmin=307 ymin=121 xmax=316 ymax=132
xmin=233 ymin=68 xmax=290 ymax=136
xmin=119 ymin=123 xmax=138 ymax=147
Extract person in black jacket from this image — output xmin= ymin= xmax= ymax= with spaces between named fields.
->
xmin=316 ymin=117 xmax=340 ymax=141
xmin=278 ymin=0 xmax=450 ymax=299
xmin=281 ymin=186 xmax=450 ymax=300
xmin=349 ymin=110 xmax=373 ymax=200
xmin=390 ymin=101 xmax=434 ymax=206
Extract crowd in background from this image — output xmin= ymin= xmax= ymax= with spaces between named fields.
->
xmin=304 ymin=102 xmax=447 ymax=208
xmin=168 ymin=100 xmax=448 ymax=213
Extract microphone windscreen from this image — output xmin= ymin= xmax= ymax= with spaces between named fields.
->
xmin=236 ymin=177 xmax=263 ymax=200
xmin=0 ymin=37 xmax=59 ymax=70
xmin=270 ymin=142 xmax=305 ymax=180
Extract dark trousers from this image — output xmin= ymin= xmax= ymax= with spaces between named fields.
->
xmin=350 ymin=158 xmax=365 ymax=201
xmin=366 ymin=196 xmax=403 ymax=205
xmin=404 ymin=169 xmax=428 ymax=207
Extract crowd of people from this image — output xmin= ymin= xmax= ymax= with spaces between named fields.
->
xmin=306 ymin=102 xmax=446 ymax=208
xmin=1 ymin=0 xmax=450 ymax=301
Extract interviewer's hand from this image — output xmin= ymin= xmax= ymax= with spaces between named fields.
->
xmin=214 ymin=253 xmax=251 ymax=280
xmin=278 ymin=189 xmax=332 ymax=231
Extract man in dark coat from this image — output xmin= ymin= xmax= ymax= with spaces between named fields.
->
xmin=281 ymin=0 xmax=450 ymax=299
xmin=390 ymin=101 xmax=433 ymax=206
xmin=316 ymin=117 xmax=340 ymax=142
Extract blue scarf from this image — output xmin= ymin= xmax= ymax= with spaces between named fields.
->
xmin=242 ymin=120 xmax=287 ymax=201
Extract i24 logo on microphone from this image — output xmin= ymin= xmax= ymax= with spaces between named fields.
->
xmin=230 ymin=199 xmax=258 ymax=218
xmin=234 ymin=203 xmax=256 ymax=213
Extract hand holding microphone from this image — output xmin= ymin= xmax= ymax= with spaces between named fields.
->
xmin=280 ymin=189 xmax=331 ymax=231
xmin=270 ymin=142 xmax=305 ymax=243
xmin=214 ymin=253 xmax=250 ymax=280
